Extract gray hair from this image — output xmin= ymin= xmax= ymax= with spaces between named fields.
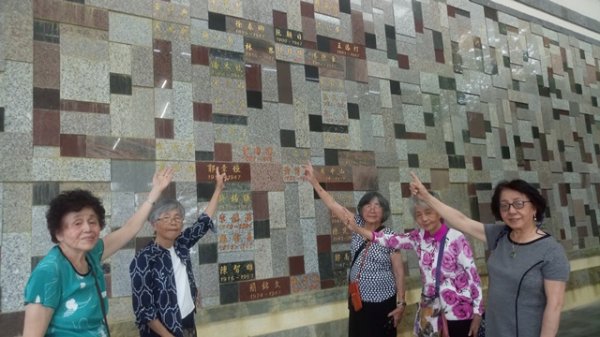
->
xmin=148 ymin=198 xmax=185 ymax=224
xmin=408 ymin=191 xmax=441 ymax=220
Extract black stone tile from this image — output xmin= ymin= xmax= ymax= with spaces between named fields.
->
xmin=208 ymin=12 xmax=227 ymax=31
xmin=280 ymin=129 xmax=296 ymax=147
xmin=512 ymin=80 xmax=520 ymax=90
xmin=324 ymin=149 xmax=338 ymax=165
xmin=65 ymin=0 xmax=84 ymax=3
xmin=386 ymin=38 xmax=397 ymax=60
xmin=580 ymin=49 xmax=586 ymax=59
xmin=565 ymin=161 xmax=573 ymax=172
xmin=33 ymin=20 xmax=59 ymax=43
xmin=394 ymin=124 xmax=406 ymax=139
xmin=385 ymin=25 xmax=395 ymax=39
xmin=110 ymin=73 xmax=132 ymax=95
xmin=484 ymin=121 xmax=492 ymax=133
xmin=365 ymin=33 xmax=376 ymax=49
xmin=408 ymin=154 xmax=419 ymax=168
xmin=197 ymin=182 xmax=216 ymax=201
xmin=501 ymin=146 xmax=511 ymax=159
xmin=424 ymin=112 xmax=434 ymax=127
xmin=474 ymin=183 xmax=493 ymax=190
xmin=316 ymin=35 xmax=331 ymax=52
xmin=462 ymin=129 xmax=470 ymax=142
xmin=305 ymin=65 xmax=319 ymax=82
xmin=219 ymin=283 xmax=239 ymax=304
xmin=498 ymin=22 xmax=507 ymax=35
xmin=557 ymin=140 xmax=565 ymax=152
xmin=33 ymin=182 xmax=60 ymax=206
xmin=484 ymin=6 xmax=498 ymax=21
xmin=347 ymin=103 xmax=359 ymax=119
xmin=575 ymin=83 xmax=582 ymax=94
xmin=198 ymin=243 xmax=218 ymax=264
xmin=432 ymin=31 xmax=443 ymax=50
xmin=595 ymin=144 xmax=600 ymax=155
xmin=448 ymin=155 xmax=466 ymax=168
xmin=309 ymin=114 xmax=323 ymax=132
xmin=246 ymin=90 xmax=263 ymax=108
xmin=515 ymin=102 xmax=528 ymax=109
xmin=322 ymin=124 xmax=348 ymax=133
xmin=339 ymin=0 xmax=351 ymax=14
xmin=532 ymin=126 xmax=539 ymax=139
xmin=33 ymin=88 xmax=60 ymax=110
xmin=502 ymin=55 xmax=510 ymax=67
xmin=195 ymin=151 xmax=214 ymax=161
xmin=592 ymin=96 xmax=598 ymax=107
xmin=212 ymin=114 xmax=248 ymax=125
xmin=445 ymin=142 xmax=455 ymax=155
xmin=0 ymin=107 xmax=4 ymax=132
xmin=390 ymin=80 xmax=401 ymax=95
xmin=556 ymin=89 xmax=562 ymax=99
xmin=438 ymin=76 xmax=456 ymax=90
xmin=455 ymin=7 xmax=470 ymax=18
xmin=253 ymin=219 xmax=270 ymax=239
xmin=318 ymin=252 xmax=334 ymax=280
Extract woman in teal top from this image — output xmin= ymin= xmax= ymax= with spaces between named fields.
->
xmin=23 ymin=168 xmax=173 ymax=337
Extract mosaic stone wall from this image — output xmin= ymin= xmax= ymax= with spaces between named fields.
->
xmin=0 ymin=0 xmax=599 ymax=335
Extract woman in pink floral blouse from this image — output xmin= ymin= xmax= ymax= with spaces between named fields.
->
xmin=345 ymin=192 xmax=483 ymax=337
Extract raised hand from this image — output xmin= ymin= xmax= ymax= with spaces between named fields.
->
xmin=302 ymin=161 xmax=318 ymax=185
xmin=152 ymin=167 xmax=174 ymax=192
xmin=409 ymin=172 xmax=429 ymax=200
xmin=215 ymin=166 xmax=227 ymax=191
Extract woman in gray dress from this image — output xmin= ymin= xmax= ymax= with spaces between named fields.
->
xmin=409 ymin=173 xmax=569 ymax=337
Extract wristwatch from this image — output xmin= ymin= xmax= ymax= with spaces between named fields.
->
xmin=396 ymin=299 xmax=407 ymax=308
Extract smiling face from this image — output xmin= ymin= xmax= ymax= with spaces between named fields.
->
xmin=360 ymin=198 xmax=384 ymax=226
xmin=56 ymin=207 xmax=101 ymax=255
xmin=153 ymin=208 xmax=184 ymax=244
xmin=499 ymin=188 xmax=537 ymax=230
xmin=414 ymin=204 xmax=442 ymax=234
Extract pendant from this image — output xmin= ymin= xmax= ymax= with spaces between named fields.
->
xmin=510 ymin=250 xmax=516 ymax=258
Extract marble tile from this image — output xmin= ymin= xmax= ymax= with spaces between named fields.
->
xmin=156 ymin=139 xmax=195 ymax=161
xmin=1 ymin=233 xmax=30 ymax=311
xmin=108 ymin=12 xmax=153 ymax=46
xmin=268 ymin=191 xmax=286 ymax=229
xmin=110 ymin=160 xmax=156 ymax=192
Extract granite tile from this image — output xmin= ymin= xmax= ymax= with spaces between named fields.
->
xmin=131 ymin=45 xmax=154 ymax=87
xmin=267 ymin=191 xmax=286 ymax=230
xmin=109 ymin=42 xmax=131 ymax=75
xmin=110 ymin=248 xmax=134 ymax=297
xmin=2 ymin=183 xmax=32 ymax=233
xmin=60 ymin=111 xmax=111 ymax=136
xmin=110 ymin=160 xmax=157 ymax=192
xmin=250 ymin=163 xmax=285 ymax=192
xmin=153 ymin=0 xmax=190 ymax=25
xmin=172 ymin=81 xmax=194 ymax=140
xmin=247 ymin=103 xmax=281 ymax=146
xmin=4 ymin=0 xmax=33 ymax=63
xmin=172 ymin=40 xmax=192 ymax=83
xmin=31 ymin=205 xmax=53 ymax=255
xmin=210 ymin=77 xmax=246 ymax=116
xmin=108 ymin=12 xmax=153 ymax=46
xmin=116 ymin=88 xmax=155 ymax=138
xmin=194 ymin=121 xmax=215 ymax=152
xmin=1 ymin=61 xmax=33 ymax=133
xmin=60 ymin=54 xmax=110 ymax=103
xmin=0 ymin=133 xmax=33 ymax=182
xmin=88 ymin=0 xmax=153 ymax=17
xmin=1 ymin=233 xmax=30 ymax=311
xmin=191 ymin=19 xmax=244 ymax=52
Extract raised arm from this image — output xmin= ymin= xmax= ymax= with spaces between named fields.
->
xmin=102 ymin=167 xmax=174 ymax=260
xmin=303 ymin=162 xmax=354 ymax=222
xmin=204 ymin=167 xmax=227 ymax=218
xmin=410 ymin=172 xmax=486 ymax=242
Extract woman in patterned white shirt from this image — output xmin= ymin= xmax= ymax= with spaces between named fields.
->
xmin=346 ymin=191 xmax=483 ymax=337
xmin=303 ymin=162 xmax=406 ymax=337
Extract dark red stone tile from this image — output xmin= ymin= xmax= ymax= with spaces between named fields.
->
xmin=193 ymin=102 xmax=212 ymax=121
xmin=352 ymin=166 xmax=378 ymax=191
xmin=155 ymin=118 xmax=174 ymax=139
xmin=277 ymin=61 xmax=293 ymax=104
xmin=245 ymin=63 xmax=262 ymax=92
xmin=61 ymin=100 xmax=110 ymax=114
xmin=397 ymin=53 xmax=409 ymax=69
xmin=447 ymin=5 xmax=456 ymax=17
xmin=323 ymin=182 xmax=354 ymax=191
xmin=472 ymin=156 xmax=482 ymax=170
xmin=273 ymin=10 xmax=287 ymax=28
xmin=0 ymin=310 xmax=24 ymax=337
xmin=60 ymin=134 xmax=87 ymax=157
xmin=33 ymin=109 xmax=60 ymax=146
xmin=321 ymin=279 xmax=335 ymax=289
xmin=351 ymin=10 xmax=365 ymax=45
xmin=135 ymin=237 xmax=153 ymax=252
xmin=86 ymin=136 xmax=155 ymax=160
xmin=33 ymin=41 xmax=60 ymax=89
xmin=252 ymin=191 xmax=269 ymax=220
xmin=196 ymin=162 xmax=251 ymax=182
xmin=154 ymin=39 xmax=172 ymax=89
xmin=191 ymin=45 xmax=209 ymax=65
xmin=435 ymin=48 xmax=445 ymax=63
xmin=300 ymin=1 xmax=315 ymax=18
xmin=467 ymin=111 xmax=485 ymax=138
xmin=33 ymin=0 xmax=108 ymax=30
xmin=558 ymin=183 xmax=568 ymax=206
xmin=289 ymin=256 xmax=305 ymax=276
xmin=214 ymin=143 xmax=232 ymax=162
xmin=301 ymin=17 xmax=316 ymax=43
xmin=415 ymin=20 xmax=424 ymax=33
xmin=317 ymin=235 xmax=331 ymax=253
xmin=33 ymin=87 xmax=60 ymax=110
xmin=239 ymin=277 xmax=291 ymax=301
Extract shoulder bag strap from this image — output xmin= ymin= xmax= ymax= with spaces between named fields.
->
xmin=434 ymin=232 xmax=448 ymax=297
xmin=348 ymin=225 xmax=385 ymax=281
xmin=87 ymin=257 xmax=112 ymax=337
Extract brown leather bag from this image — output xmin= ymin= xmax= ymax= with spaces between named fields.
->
xmin=348 ymin=281 xmax=362 ymax=311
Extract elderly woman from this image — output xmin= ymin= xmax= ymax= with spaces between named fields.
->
xmin=303 ymin=162 xmax=406 ymax=337
xmin=409 ymin=173 xmax=569 ymax=337
xmin=22 ymin=168 xmax=174 ymax=337
xmin=346 ymin=192 xmax=483 ymax=337
xmin=129 ymin=167 xmax=226 ymax=337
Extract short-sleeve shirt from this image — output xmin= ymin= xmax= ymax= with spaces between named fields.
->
xmin=484 ymin=223 xmax=570 ymax=337
xmin=348 ymin=214 xmax=398 ymax=303
xmin=24 ymin=240 xmax=108 ymax=337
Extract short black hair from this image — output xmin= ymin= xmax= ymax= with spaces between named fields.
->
xmin=357 ymin=191 xmax=391 ymax=223
xmin=46 ymin=189 xmax=106 ymax=243
xmin=490 ymin=179 xmax=546 ymax=222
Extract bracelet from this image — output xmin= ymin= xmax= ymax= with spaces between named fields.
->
xmin=396 ymin=300 xmax=407 ymax=308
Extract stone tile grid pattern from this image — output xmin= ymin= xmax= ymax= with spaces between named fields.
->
xmin=0 ymin=1 xmax=599 ymax=332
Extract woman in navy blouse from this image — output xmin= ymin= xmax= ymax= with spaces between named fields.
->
xmin=129 ymin=167 xmax=226 ymax=337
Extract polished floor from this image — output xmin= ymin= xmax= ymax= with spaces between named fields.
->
xmin=559 ymin=300 xmax=600 ymax=336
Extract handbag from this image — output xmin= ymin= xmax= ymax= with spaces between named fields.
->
xmin=477 ymin=313 xmax=486 ymax=337
xmin=347 ymin=226 xmax=384 ymax=312
xmin=414 ymin=232 xmax=449 ymax=337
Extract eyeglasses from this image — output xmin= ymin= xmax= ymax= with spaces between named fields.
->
xmin=157 ymin=216 xmax=183 ymax=223
xmin=499 ymin=200 xmax=531 ymax=212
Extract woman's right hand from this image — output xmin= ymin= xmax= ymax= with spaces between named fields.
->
xmin=302 ymin=161 xmax=318 ymax=185
xmin=409 ymin=172 xmax=431 ymax=201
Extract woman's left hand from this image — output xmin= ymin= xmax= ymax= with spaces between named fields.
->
xmin=388 ymin=306 xmax=405 ymax=327
xmin=215 ymin=167 xmax=227 ymax=191
xmin=468 ymin=314 xmax=482 ymax=336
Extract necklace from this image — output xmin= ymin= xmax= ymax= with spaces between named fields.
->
xmin=510 ymin=243 xmax=517 ymax=258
